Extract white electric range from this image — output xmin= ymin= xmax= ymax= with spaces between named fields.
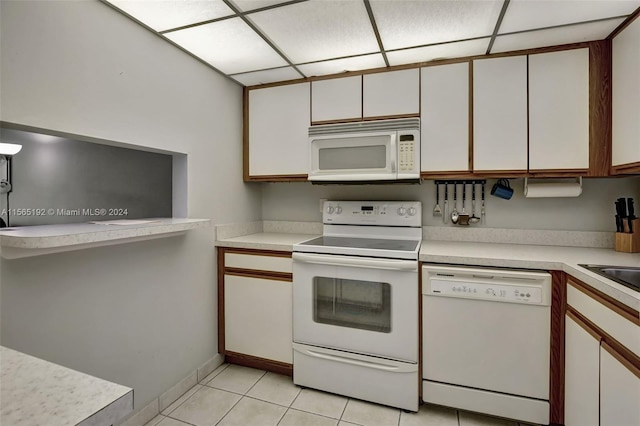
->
xmin=292 ymin=200 xmax=422 ymax=412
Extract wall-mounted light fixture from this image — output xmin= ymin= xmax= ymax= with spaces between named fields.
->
xmin=1 ymin=142 xmax=23 ymax=227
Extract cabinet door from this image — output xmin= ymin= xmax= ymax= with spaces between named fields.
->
xmin=421 ymin=62 xmax=469 ymax=172
xmin=363 ymin=69 xmax=419 ymax=118
xmin=612 ymin=17 xmax=640 ymax=168
xmin=473 ymin=56 xmax=528 ymax=172
xmin=248 ymin=82 xmax=310 ymax=177
xmin=529 ymin=49 xmax=589 ymax=171
xmin=564 ymin=313 xmax=600 ymax=426
xmin=600 ymin=342 xmax=640 ymax=426
xmin=311 ymin=76 xmax=361 ymax=123
xmin=225 ymin=274 xmax=292 ymax=363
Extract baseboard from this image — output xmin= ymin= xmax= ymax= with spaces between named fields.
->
xmin=118 ymin=353 xmax=224 ymax=426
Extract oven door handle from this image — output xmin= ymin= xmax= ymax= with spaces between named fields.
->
xmin=292 ymin=252 xmax=417 ymax=271
xmin=294 ymin=344 xmax=417 ymax=373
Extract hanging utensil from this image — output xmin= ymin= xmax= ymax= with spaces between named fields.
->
xmin=470 ymin=183 xmax=481 ymax=224
xmin=433 ymin=182 xmax=442 ymax=217
xmin=481 ymin=182 xmax=486 ymax=224
xmin=458 ymin=183 xmax=470 ymax=225
xmin=443 ymin=183 xmax=449 ymax=224
xmin=451 ymin=183 xmax=459 ymax=224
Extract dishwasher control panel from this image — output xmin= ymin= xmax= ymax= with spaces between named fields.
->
xmin=429 ymin=279 xmax=543 ymax=304
xmin=422 ymin=265 xmax=551 ymax=306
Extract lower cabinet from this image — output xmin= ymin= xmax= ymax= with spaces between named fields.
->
xmin=600 ymin=342 xmax=640 ymax=426
xmin=564 ymin=313 xmax=600 ymax=426
xmin=218 ymin=247 xmax=293 ymax=374
xmin=564 ymin=278 xmax=640 ymax=426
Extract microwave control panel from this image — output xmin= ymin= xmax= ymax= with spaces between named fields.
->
xmin=398 ymin=135 xmax=415 ymax=172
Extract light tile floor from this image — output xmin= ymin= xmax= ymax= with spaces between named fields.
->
xmin=145 ymin=364 xmax=537 ymax=426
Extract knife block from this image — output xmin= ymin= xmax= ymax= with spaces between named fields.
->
xmin=615 ymin=219 xmax=640 ymax=253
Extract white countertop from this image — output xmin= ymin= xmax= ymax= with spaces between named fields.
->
xmin=0 ymin=218 xmax=210 ymax=259
xmin=216 ymin=232 xmax=640 ymax=310
xmin=0 ymin=346 xmax=133 ymax=426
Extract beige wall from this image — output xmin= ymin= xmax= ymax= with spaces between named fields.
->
xmin=0 ymin=0 xmax=260 ymax=412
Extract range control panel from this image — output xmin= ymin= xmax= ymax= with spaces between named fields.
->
xmin=323 ymin=201 xmax=422 ymax=227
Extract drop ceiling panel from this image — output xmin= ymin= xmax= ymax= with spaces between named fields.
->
xmin=370 ymin=0 xmax=502 ymax=50
xmin=165 ymin=17 xmax=288 ymax=74
xmin=492 ymin=18 xmax=626 ymax=53
xmin=230 ymin=67 xmax=302 ymax=86
xmin=248 ymin=1 xmax=379 ymax=63
xmin=297 ymin=54 xmax=386 ymax=77
xmin=232 ymin=0 xmax=294 ymax=12
xmin=108 ymin=0 xmax=234 ymax=32
xmin=499 ymin=0 xmax=640 ymax=34
xmin=387 ymin=38 xmax=490 ymax=66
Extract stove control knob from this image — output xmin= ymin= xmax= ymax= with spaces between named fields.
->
xmin=335 ymin=206 xmax=343 ymax=214
xmin=407 ymin=207 xmax=417 ymax=216
xmin=326 ymin=206 xmax=335 ymax=214
xmin=397 ymin=207 xmax=406 ymax=215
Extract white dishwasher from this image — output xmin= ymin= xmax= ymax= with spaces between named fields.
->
xmin=422 ymin=265 xmax=551 ymax=425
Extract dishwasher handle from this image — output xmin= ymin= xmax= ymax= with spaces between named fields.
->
xmin=293 ymin=252 xmax=417 ymax=271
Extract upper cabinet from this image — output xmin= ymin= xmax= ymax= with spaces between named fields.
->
xmin=612 ymin=17 xmax=640 ymax=173
xmin=421 ymin=62 xmax=469 ymax=173
xmin=311 ymin=76 xmax=361 ymax=123
xmin=473 ymin=56 xmax=528 ymax=172
xmin=247 ymin=82 xmax=310 ymax=179
xmin=529 ymin=49 xmax=589 ymax=172
xmin=363 ymin=69 xmax=420 ymax=118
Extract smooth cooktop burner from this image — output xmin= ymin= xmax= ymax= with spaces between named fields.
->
xmin=300 ymin=236 xmax=420 ymax=252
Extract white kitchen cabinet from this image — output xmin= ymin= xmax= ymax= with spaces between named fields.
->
xmin=248 ymin=82 xmax=310 ymax=177
xmin=311 ymin=76 xmax=361 ymax=123
xmin=612 ymin=17 xmax=640 ymax=170
xmin=421 ymin=62 xmax=469 ymax=172
xmin=363 ymin=69 xmax=419 ymax=118
xmin=224 ymin=274 xmax=292 ymax=364
xmin=219 ymin=248 xmax=294 ymax=369
xmin=473 ymin=56 xmax=528 ymax=172
xmin=529 ymin=49 xmax=589 ymax=171
xmin=564 ymin=313 xmax=600 ymax=426
xmin=600 ymin=342 xmax=640 ymax=426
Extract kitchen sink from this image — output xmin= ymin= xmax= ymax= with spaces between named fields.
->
xmin=579 ymin=264 xmax=640 ymax=292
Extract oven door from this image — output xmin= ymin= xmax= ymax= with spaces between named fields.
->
xmin=308 ymin=131 xmax=397 ymax=181
xmin=292 ymin=252 xmax=418 ymax=363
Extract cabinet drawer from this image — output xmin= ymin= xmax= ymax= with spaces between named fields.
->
xmin=567 ymin=282 xmax=640 ymax=356
xmin=225 ymin=252 xmax=292 ymax=274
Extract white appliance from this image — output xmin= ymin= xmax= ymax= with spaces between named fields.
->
xmin=293 ymin=201 xmax=422 ymax=411
xmin=308 ymin=118 xmax=420 ymax=182
xmin=422 ymin=265 xmax=552 ymax=425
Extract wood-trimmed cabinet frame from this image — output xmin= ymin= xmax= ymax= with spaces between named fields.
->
xmin=217 ymin=247 xmax=294 ymax=376
xmin=564 ymin=276 xmax=640 ymax=425
xmin=243 ymin=40 xmax=615 ymax=182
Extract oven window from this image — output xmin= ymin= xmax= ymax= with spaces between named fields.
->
xmin=313 ymin=277 xmax=391 ymax=333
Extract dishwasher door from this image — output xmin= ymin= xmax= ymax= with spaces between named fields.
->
xmin=422 ymin=265 xmax=551 ymax=400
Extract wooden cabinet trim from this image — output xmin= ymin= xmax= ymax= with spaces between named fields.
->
xmin=225 ymin=269 xmax=292 ymax=282
xmin=245 ymin=174 xmax=308 ymax=182
xmin=612 ymin=161 xmax=640 ymax=175
xmin=243 ymin=87 xmax=250 ymax=181
xmin=566 ymin=305 xmax=640 ymax=373
xmin=218 ymin=248 xmax=226 ymax=354
xmin=225 ymin=351 xmax=293 ymax=376
xmin=567 ymin=277 xmax=640 ymax=326
xmin=588 ymin=40 xmax=612 ymax=177
xmin=222 ymin=247 xmax=292 ymax=258
xmin=607 ymin=6 xmax=640 ymax=40
xmin=601 ymin=340 xmax=640 ymax=379
xmin=549 ymin=270 xmax=566 ymax=425
xmin=468 ymin=61 xmax=474 ymax=171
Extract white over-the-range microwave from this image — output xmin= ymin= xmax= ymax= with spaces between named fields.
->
xmin=308 ymin=118 xmax=420 ymax=182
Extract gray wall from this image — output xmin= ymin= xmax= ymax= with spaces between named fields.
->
xmin=0 ymin=0 xmax=261 ymax=413
xmin=262 ymin=177 xmax=640 ymax=232
xmin=0 ymin=128 xmax=172 ymax=226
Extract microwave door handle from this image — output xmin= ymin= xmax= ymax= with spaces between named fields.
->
xmin=390 ymin=134 xmax=397 ymax=173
